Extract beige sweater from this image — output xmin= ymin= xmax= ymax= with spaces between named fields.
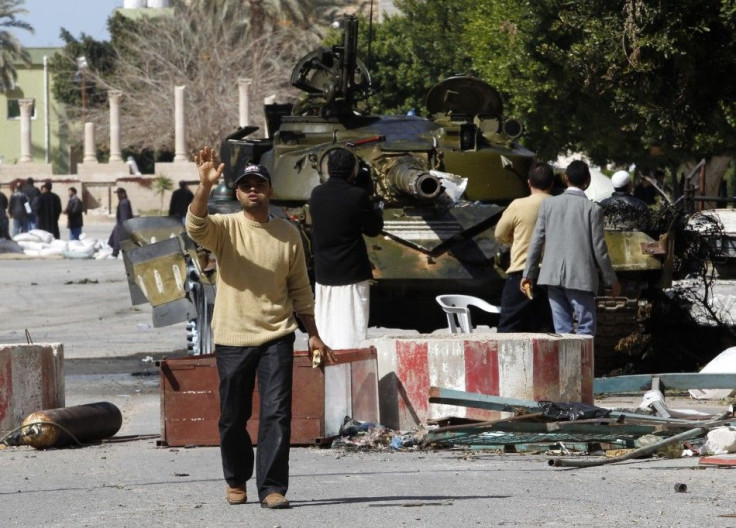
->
xmin=186 ymin=209 xmax=314 ymax=346
xmin=494 ymin=193 xmax=551 ymax=274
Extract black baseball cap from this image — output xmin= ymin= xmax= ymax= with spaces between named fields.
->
xmin=233 ymin=164 xmax=271 ymax=186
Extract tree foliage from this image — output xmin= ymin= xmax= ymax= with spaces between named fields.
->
xmin=48 ymin=0 xmax=356 ymax=158
xmin=363 ymin=0 xmax=736 ymax=167
xmin=466 ymin=0 xmax=736 ymax=165
xmin=47 ymin=29 xmax=117 ymax=110
xmin=355 ymin=0 xmax=475 ymax=115
xmin=0 ymin=0 xmax=32 ymax=92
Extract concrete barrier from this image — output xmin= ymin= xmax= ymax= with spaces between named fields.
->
xmin=0 ymin=344 xmax=64 ymax=434
xmin=371 ymin=333 xmax=593 ymax=430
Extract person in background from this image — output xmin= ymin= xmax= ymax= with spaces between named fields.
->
xmin=22 ymin=177 xmax=40 ymax=230
xmin=521 ymin=160 xmax=621 ymax=335
xmin=109 ymin=188 xmax=133 ymax=257
xmin=601 ymin=171 xmax=648 ymax=213
xmin=0 ymin=183 xmax=9 ymax=239
xmin=633 ymin=170 xmax=657 ymax=206
xmin=65 ymin=187 xmax=84 ymax=240
xmin=9 ymin=182 xmax=30 ymax=236
xmin=186 ymin=146 xmax=329 ymax=510
xmin=494 ymin=162 xmax=555 ymax=333
xmin=168 ymin=180 xmax=194 ymax=225
xmin=309 ymin=148 xmax=384 ymax=349
xmin=35 ymin=181 xmax=62 ymax=239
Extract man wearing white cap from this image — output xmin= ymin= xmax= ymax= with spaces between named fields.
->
xmin=600 ymin=170 xmax=648 ymax=213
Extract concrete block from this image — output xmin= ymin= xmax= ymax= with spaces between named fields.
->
xmin=0 ymin=343 xmax=64 ymax=434
xmin=370 ymin=333 xmax=593 ymax=430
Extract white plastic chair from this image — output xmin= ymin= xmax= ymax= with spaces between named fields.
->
xmin=435 ymin=294 xmax=501 ymax=334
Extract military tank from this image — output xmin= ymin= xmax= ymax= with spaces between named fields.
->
xmin=219 ymin=15 xmax=535 ymax=332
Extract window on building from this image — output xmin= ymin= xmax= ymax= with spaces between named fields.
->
xmin=7 ymin=99 xmax=36 ymax=120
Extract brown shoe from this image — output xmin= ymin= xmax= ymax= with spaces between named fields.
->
xmin=260 ymin=492 xmax=290 ymax=509
xmin=226 ymin=485 xmax=247 ymax=505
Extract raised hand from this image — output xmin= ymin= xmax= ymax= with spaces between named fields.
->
xmin=194 ymin=146 xmax=225 ymax=186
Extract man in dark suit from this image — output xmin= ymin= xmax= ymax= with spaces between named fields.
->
xmin=309 ymin=148 xmax=384 ymax=350
xmin=521 ymin=160 xmax=620 ymax=335
xmin=168 ymin=180 xmax=194 ymax=225
xmin=35 ymin=181 xmax=62 ymax=239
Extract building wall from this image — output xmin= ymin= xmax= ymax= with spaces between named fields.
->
xmin=0 ymin=48 xmax=67 ymax=174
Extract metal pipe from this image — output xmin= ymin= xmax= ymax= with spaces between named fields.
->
xmin=43 ymin=55 xmax=50 ymax=164
xmin=548 ymin=427 xmax=706 ymax=468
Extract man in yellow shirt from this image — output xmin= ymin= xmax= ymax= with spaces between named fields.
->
xmin=186 ymin=147 xmax=329 ymax=509
xmin=494 ymin=163 xmax=555 ymax=332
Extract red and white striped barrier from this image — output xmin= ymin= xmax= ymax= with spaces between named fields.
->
xmin=372 ymin=333 xmax=593 ymax=430
xmin=0 ymin=344 xmax=65 ymax=434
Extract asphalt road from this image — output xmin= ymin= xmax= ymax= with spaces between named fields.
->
xmin=2 ymin=220 xmax=736 ymax=527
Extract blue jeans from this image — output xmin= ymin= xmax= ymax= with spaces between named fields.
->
xmin=215 ymin=333 xmax=295 ymax=501
xmin=546 ymin=286 xmax=597 ymax=335
xmin=70 ymin=227 xmax=82 ymax=240
xmin=13 ymin=218 xmax=29 ymax=236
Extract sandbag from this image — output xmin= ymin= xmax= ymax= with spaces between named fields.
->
xmin=28 ymin=229 xmax=54 ymax=244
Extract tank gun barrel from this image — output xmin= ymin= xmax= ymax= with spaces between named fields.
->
xmin=385 ymin=156 xmax=442 ymax=201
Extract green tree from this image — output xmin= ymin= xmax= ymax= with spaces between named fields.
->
xmin=356 ymin=0 xmax=475 ymax=115
xmin=47 ymin=29 xmax=116 ymax=111
xmin=464 ymin=0 xmax=736 ymax=166
xmin=48 ymin=1 xmax=352 ymax=159
xmin=0 ymin=0 xmax=32 ymax=92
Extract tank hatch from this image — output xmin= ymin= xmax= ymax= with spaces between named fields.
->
xmin=425 ymin=76 xmax=503 ymax=118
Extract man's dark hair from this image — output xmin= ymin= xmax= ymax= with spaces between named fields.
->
xmin=27 ymin=177 xmax=34 ymax=185
xmin=566 ymin=160 xmax=591 ymax=187
xmin=69 ymin=186 xmax=77 ymax=194
xmin=327 ymin=148 xmax=356 ymax=179
xmin=528 ymin=163 xmax=554 ymax=190
xmin=179 ymin=180 xmax=187 ymax=189
xmin=42 ymin=181 xmax=52 ymax=190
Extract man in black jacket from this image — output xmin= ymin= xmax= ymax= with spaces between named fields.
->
xmin=0 ymin=184 xmax=9 ymax=239
xmin=65 ymin=187 xmax=84 ymax=240
xmin=168 ymin=180 xmax=194 ymax=225
xmin=35 ymin=181 xmax=62 ymax=239
xmin=600 ymin=170 xmax=649 ymax=230
xmin=309 ymin=148 xmax=383 ymax=350
xmin=9 ymin=182 xmax=30 ymax=235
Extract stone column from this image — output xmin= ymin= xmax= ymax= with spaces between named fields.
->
xmin=174 ymin=85 xmax=187 ymax=161
xmin=18 ymin=98 xmax=34 ymax=162
xmin=263 ymin=95 xmax=276 ymax=137
xmin=83 ymin=122 xmax=97 ymax=162
xmin=238 ymin=78 xmax=252 ymax=127
xmin=108 ymin=90 xmax=123 ymax=162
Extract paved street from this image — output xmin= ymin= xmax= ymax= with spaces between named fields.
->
xmin=2 ymin=220 xmax=736 ymax=527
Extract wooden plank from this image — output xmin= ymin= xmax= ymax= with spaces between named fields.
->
xmin=594 ymin=373 xmax=736 ymax=394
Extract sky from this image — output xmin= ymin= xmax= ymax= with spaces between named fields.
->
xmin=16 ymin=0 xmax=124 ymax=48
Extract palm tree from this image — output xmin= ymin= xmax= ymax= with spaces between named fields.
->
xmin=153 ymin=173 xmax=174 ymax=215
xmin=188 ymin=0 xmax=354 ymax=38
xmin=0 ymin=0 xmax=33 ymax=92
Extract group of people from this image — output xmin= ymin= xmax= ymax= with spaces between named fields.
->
xmin=183 ymin=147 xmax=657 ymax=510
xmin=495 ymin=161 xmax=667 ymax=337
xmin=0 ymin=178 xmax=84 ymax=241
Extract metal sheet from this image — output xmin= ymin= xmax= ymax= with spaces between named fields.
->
xmin=129 ymin=238 xmax=188 ymax=307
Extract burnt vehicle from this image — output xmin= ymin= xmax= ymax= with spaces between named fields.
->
xmin=120 ymin=16 xmax=674 ymax=366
